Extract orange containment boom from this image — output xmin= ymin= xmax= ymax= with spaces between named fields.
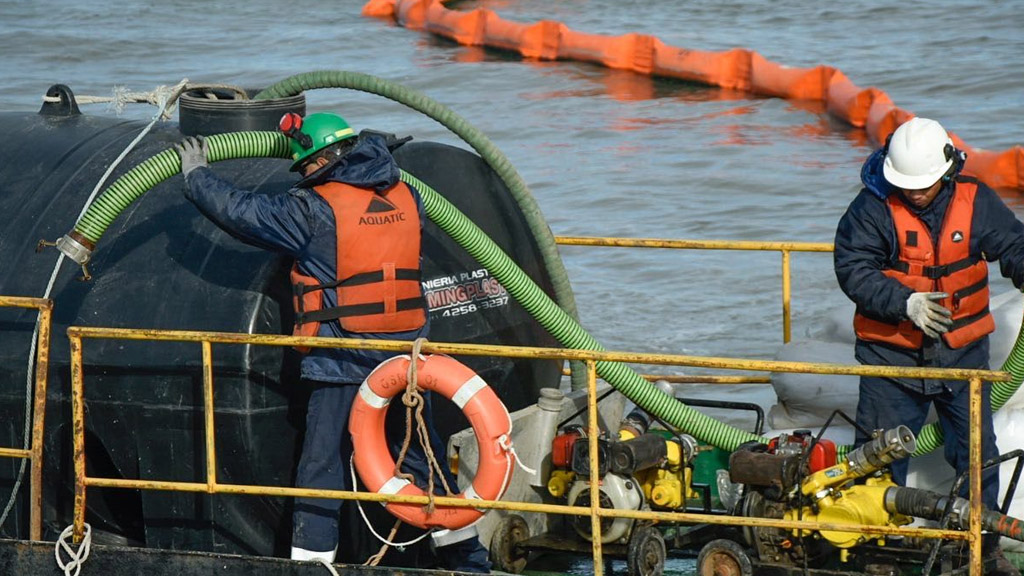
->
xmin=362 ymin=0 xmax=1024 ymax=192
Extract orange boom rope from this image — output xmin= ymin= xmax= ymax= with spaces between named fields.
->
xmin=363 ymin=0 xmax=1024 ymax=192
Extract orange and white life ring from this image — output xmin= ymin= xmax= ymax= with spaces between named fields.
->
xmin=348 ymin=354 xmax=514 ymax=530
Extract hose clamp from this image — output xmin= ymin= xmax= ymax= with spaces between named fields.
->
xmin=56 ymin=234 xmax=93 ymax=265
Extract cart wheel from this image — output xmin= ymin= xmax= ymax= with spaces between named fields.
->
xmin=627 ymin=524 xmax=666 ymax=576
xmin=490 ymin=514 xmax=530 ymax=573
xmin=697 ymin=539 xmax=753 ymax=576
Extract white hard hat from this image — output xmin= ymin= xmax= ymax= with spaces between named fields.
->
xmin=882 ymin=118 xmax=954 ymax=189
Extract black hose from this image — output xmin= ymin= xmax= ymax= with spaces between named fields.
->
xmin=885 ymin=486 xmax=1024 ymax=541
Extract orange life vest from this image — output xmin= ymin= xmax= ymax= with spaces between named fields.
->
xmin=291 ymin=181 xmax=426 ymax=345
xmin=854 ymin=178 xmax=993 ymax=349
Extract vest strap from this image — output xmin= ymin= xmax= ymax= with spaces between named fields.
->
xmin=949 ymin=306 xmax=990 ymax=331
xmin=293 ymin=268 xmax=421 ymax=294
xmin=953 ymin=278 xmax=988 ymax=306
xmin=300 ymin=296 xmax=427 ymax=324
xmin=890 ymin=255 xmax=980 ymax=279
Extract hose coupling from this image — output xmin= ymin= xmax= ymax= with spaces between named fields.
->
xmin=848 ymin=425 xmax=917 ymax=477
xmin=55 ymin=232 xmax=94 ymax=266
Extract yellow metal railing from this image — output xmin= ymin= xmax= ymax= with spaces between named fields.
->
xmin=555 ymin=236 xmax=834 ymax=344
xmin=0 ymin=295 xmax=53 ymax=541
xmin=68 ymin=327 xmax=1004 ymax=576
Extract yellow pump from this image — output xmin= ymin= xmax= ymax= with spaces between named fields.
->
xmin=784 ymin=474 xmax=911 ymax=549
xmin=782 ymin=426 xmax=917 ymax=551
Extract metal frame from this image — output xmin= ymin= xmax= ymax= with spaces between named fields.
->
xmin=68 ymin=327 xmax=1001 ymax=576
xmin=0 ymin=295 xmax=53 ymax=541
xmin=555 ymin=236 xmax=834 ymax=344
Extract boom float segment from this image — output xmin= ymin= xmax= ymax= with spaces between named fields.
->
xmin=362 ymin=0 xmax=1024 ymax=192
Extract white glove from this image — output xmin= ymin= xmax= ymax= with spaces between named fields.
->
xmin=175 ymin=136 xmax=208 ymax=177
xmin=906 ymin=292 xmax=953 ymax=339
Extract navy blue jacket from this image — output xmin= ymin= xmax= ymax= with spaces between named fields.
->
xmin=184 ymin=133 xmax=429 ymax=384
xmin=834 ymin=149 xmax=1024 ymax=393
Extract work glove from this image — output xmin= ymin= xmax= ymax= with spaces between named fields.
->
xmin=175 ymin=136 xmax=207 ymax=178
xmin=906 ymin=292 xmax=953 ymax=339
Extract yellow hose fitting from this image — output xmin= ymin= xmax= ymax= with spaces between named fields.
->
xmin=547 ymin=470 xmax=575 ymax=498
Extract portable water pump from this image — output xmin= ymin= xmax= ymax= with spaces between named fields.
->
xmin=545 ymin=414 xmax=699 ymax=544
xmin=729 ymin=426 xmax=1024 ymax=567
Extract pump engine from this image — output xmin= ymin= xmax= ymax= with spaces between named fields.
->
xmin=546 ymin=419 xmax=698 ymax=543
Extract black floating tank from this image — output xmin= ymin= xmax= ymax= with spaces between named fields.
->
xmin=0 ymin=85 xmax=563 ymax=562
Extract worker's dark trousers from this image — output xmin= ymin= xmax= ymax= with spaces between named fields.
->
xmin=292 ymin=381 xmax=490 ymax=571
xmin=854 ymin=377 xmax=1000 ymax=510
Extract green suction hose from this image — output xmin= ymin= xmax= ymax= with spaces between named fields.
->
xmin=253 ymin=70 xmax=587 ymax=390
xmin=63 ymin=130 xmax=759 ymax=451
xmin=62 ymin=131 xmax=1024 ymax=455
xmin=71 ymin=132 xmax=290 ymax=245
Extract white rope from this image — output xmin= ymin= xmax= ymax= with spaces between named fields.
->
xmin=349 ymin=456 xmax=431 ymax=549
xmin=54 ymin=523 xmax=91 ymax=576
xmin=0 ymin=79 xmax=190 ymax=534
xmin=41 ymin=82 xmax=248 ymax=118
xmin=498 ymin=434 xmax=537 ymax=476
xmin=312 ymin=557 xmax=341 ymax=576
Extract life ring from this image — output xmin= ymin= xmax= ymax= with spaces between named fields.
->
xmin=349 ymin=354 xmax=514 ymax=530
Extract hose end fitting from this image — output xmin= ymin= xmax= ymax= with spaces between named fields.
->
xmin=55 ymin=232 xmax=94 ymax=266
xmin=847 ymin=425 xmax=917 ymax=477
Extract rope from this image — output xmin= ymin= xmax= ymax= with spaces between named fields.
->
xmin=0 ymin=79 xmax=192 ymax=535
xmin=498 ymin=434 xmax=537 ymax=476
xmin=363 ymin=519 xmax=403 ymax=566
xmin=54 ymin=523 xmax=91 ymax=576
xmin=393 ymin=338 xmax=454 ymax=518
xmin=312 ymin=557 xmax=341 ymax=576
xmin=350 ymin=456 xmax=431 ymax=549
xmin=40 ymin=82 xmax=247 ymax=118
xmin=351 ymin=339 xmax=463 ymax=563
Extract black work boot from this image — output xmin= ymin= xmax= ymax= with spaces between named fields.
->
xmin=986 ymin=548 xmax=1021 ymax=576
xmin=983 ymin=534 xmax=1021 ymax=576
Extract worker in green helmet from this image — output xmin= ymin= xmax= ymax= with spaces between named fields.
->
xmin=175 ymin=112 xmax=490 ymax=572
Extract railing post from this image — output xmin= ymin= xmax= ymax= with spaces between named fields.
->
xmin=202 ymin=341 xmax=218 ymax=492
xmin=969 ymin=377 xmax=982 ymax=576
xmin=586 ymin=359 xmax=604 ymax=576
xmin=29 ymin=300 xmax=52 ymax=541
xmin=70 ymin=334 xmax=87 ymax=544
xmin=781 ymin=249 xmax=792 ymax=343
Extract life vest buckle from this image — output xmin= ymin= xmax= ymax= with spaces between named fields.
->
xmin=922 ymin=264 xmax=949 ymax=280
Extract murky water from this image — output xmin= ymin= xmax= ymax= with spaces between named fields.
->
xmin=0 ymin=0 xmax=1021 ymax=571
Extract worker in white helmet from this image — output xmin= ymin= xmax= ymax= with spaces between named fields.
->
xmin=835 ymin=117 xmax=1024 ymax=575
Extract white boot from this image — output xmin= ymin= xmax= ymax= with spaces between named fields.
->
xmin=291 ymin=546 xmax=337 ymax=562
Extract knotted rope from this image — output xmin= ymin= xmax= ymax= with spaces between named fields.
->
xmin=392 ymin=338 xmax=454 ymax=517
xmin=55 ymin=523 xmax=91 ymax=576
xmin=356 ymin=339 xmax=460 ymax=564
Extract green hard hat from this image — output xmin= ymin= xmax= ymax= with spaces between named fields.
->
xmin=279 ymin=112 xmax=356 ymax=171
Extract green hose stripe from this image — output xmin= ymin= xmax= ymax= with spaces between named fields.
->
xmin=74 ymin=133 xmax=290 ymax=243
xmin=255 ymin=70 xmax=587 ymax=390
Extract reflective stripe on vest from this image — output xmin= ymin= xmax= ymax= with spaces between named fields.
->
xmin=854 ymin=178 xmax=993 ymax=349
xmin=290 ymin=181 xmax=426 ymax=347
